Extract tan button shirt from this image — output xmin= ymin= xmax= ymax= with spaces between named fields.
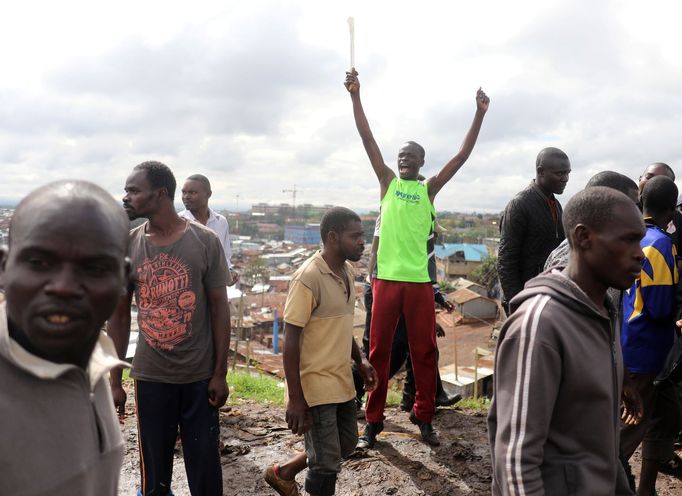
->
xmin=284 ymin=251 xmax=356 ymax=407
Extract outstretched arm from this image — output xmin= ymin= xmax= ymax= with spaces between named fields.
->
xmin=427 ymin=88 xmax=490 ymax=201
xmin=345 ymin=70 xmax=395 ymax=199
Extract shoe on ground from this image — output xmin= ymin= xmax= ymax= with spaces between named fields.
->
xmin=409 ymin=410 xmax=440 ymax=446
xmin=399 ymin=394 xmax=415 ymax=412
xmin=357 ymin=421 xmax=384 ymax=449
xmin=435 ymin=392 xmax=462 ymax=408
xmin=659 ymin=453 xmax=682 ymax=478
xmin=264 ymin=465 xmax=300 ymax=496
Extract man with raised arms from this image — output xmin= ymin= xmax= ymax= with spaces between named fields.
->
xmin=344 ymin=69 xmax=489 ymax=447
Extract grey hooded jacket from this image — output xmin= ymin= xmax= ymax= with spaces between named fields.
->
xmin=487 ymin=271 xmax=633 ymax=496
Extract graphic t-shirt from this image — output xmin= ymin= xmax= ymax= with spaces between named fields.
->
xmin=377 ymin=178 xmax=435 ymax=283
xmin=128 ymin=221 xmax=229 ymax=383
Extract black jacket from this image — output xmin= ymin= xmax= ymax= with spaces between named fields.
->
xmin=498 ymin=181 xmax=564 ymax=306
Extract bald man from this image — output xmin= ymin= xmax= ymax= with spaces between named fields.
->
xmin=0 ymin=180 xmax=130 ymax=495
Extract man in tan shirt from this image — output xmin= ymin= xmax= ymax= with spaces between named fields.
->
xmin=264 ymin=207 xmax=377 ymax=496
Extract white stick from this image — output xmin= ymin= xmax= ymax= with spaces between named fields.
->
xmin=347 ymin=16 xmax=355 ymax=70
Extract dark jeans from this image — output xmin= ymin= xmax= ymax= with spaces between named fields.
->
xmin=303 ymin=400 xmax=358 ymax=496
xmin=135 ymin=379 xmax=222 ymax=496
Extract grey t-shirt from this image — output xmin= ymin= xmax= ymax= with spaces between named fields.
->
xmin=129 ymin=220 xmax=229 ymax=383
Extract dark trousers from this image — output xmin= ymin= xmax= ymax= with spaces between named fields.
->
xmin=135 ymin=379 xmax=222 ymax=496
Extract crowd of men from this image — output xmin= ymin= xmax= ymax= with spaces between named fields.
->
xmin=0 ymin=67 xmax=680 ymax=496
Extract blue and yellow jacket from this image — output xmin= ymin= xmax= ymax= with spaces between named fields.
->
xmin=621 ymin=223 xmax=678 ymax=375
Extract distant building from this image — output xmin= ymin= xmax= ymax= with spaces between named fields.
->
xmin=435 ymin=243 xmax=489 ymax=278
xmin=449 ymin=288 xmax=499 ymax=322
xmin=284 ymin=224 xmax=321 ymax=245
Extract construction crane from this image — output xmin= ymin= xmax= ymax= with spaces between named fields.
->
xmin=282 ymin=184 xmax=297 ymax=213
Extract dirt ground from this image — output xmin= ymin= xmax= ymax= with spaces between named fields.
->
xmin=118 ymin=393 xmax=682 ymax=496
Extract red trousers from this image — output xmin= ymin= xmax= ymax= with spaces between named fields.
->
xmin=365 ymin=279 xmax=437 ymax=423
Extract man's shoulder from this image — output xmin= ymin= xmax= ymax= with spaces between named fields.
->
xmin=186 ymin=220 xmax=222 ymax=243
xmin=292 ymin=254 xmax=324 ymax=284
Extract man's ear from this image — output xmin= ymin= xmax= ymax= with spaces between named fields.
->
xmin=0 ymin=245 xmax=8 ymax=290
xmin=327 ymin=230 xmax=339 ymax=245
xmin=537 ymin=165 xmax=545 ymax=178
xmin=573 ymin=224 xmax=591 ymax=250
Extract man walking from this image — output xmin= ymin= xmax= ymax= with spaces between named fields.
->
xmin=264 ymin=207 xmax=377 ymax=496
xmin=108 ymin=161 xmax=231 ymax=496
xmin=0 ymin=180 xmax=130 ymax=495
xmin=498 ymin=147 xmax=570 ymax=314
xmin=489 ymin=186 xmax=645 ymax=495
xmin=345 ymin=69 xmax=489 ymax=447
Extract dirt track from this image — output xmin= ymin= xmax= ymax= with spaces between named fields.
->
xmin=118 ymin=397 xmax=682 ymax=496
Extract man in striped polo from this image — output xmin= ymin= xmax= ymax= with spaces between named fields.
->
xmin=488 ymin=187 xmax=645 ymax=495
xmin=344 ymin=69 xmax=489 ymax=447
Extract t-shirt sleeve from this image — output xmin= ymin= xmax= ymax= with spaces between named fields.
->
xmin=283 ymin=280 xmax=316 ymax=328
xmin=204 ymin=231 xmax=230 ymax=288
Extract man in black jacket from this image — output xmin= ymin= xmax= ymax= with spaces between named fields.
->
xmin=498 ymin=147 xmax=570 ymax=315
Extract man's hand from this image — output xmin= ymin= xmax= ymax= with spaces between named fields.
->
xmin=286 ymin=396 xmax=312 ymax=435
xmin=111 ymin=381 xmax=127 ymax=420
xmin=359 ymin=358 xmax=378 ymax=392
xmin=442 ymin=300 xmax=454 ymax=313
xmin=436 ymin=323 xmax=446 ymax=338
xmin=621 ymin=382 xmax=643 ymax=426
xmin=208 ymin=373 xmax=229 ymax=408
xmin=476 ymin=87 xmax=490 ymax=114
xmin=229 ymin=269 xmax=240 ymax=286
xmin=345 ymin=69 xmax=360 ymax=93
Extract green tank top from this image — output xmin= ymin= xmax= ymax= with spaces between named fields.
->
xmin=377 ymin=178 xmax=435 ymax=283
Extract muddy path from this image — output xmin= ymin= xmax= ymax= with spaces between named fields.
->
xmin=118 ymin=396 xmax=682 ymax=495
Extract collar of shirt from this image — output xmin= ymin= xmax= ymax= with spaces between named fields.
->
xmin=178 ymin=208 xmax=218 ymax=224
xmin=312 ymin=251 xmax=353 ymax=281
xmin=0 ymin=302 xmax=130 ymax=390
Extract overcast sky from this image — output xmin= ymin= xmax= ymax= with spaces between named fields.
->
xmin=1 ymin=0 xmax=681 ymax=212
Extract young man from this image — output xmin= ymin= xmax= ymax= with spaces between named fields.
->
xmin=0 ymin=180 xmax=130 ymax=495
xmin=264 ymin=207 xmax=377 ymax=496
xmin=179 ymin=173 xmax=239 ymax=284
xmin=620 ymin=175 xmax=680 ymax=496
xmin=489 ymin=187 xmax=646 ymax=495
xmin=108 ymin=161 xmax=231 ymax=496
xmin=344 ymin=69 xmax=489 ymax=447
xmin=498 ymin=147 xmax=571 ymax=314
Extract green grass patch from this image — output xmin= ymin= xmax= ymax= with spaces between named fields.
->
xmin=227 ymin=370 xmax=285 ymax=405
xmin=456 ymin=396 xmax=491 ymax=411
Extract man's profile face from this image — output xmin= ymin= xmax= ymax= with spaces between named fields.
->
xmin=397 ymin=143 xmax=425 ymax=180
xmin=335 ymin=220 xmax=365 ymax=262
xmin=537 ymin=158 xmax=571 ymax=195
xmin=638 ymin=163 xmax=674 ymax=196
xmin=585 ymin=202 xmax=645 ymax=291
xmin=123 ymin=169 xmax=158 ymax=220
xmin=2 ymin=205 xmax=127 ymax=366
xmin=181 ymin=179 xmax=210 ymax=213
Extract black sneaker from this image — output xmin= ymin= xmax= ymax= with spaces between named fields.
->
xmin=435 ymin=392 xmax=462 ymax=408
xmin=357 ymin=422 xmax=384 ymax=449
xmin=409 ymin=410 xmax=440 ymax=446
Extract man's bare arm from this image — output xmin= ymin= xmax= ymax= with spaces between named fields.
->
xmin=427 ymin=88 xmax=490 ymax=201
xmin=283 ymin=323 xmax=311 ymax=435
xmin=345 ymin=70 xmax=395 ymax=199
xmin=106 ymin=290 xmax=133 ymax=416
xmin=207 ymin=285 xmax=230 ymax=408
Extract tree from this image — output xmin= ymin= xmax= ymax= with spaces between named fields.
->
xmin=243 ymin=257 xmax=270 ymax=305
xmin=470 ymin=255 xmax=499 ymax=298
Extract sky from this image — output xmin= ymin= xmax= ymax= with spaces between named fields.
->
xmin=1 ymin=0 xmax=682 ymax=212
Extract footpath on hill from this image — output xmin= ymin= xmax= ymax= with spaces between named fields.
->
xmin=117 ymin=382 xmax=682 ymax=496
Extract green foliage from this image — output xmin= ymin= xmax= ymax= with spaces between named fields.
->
xmin=438 ymin=279 xmax=455 ymax=292
xmin=456 ymin=396 xmax=491 ymax=411
xmin=470 ymin=255 xmax=498 ymax=292
xmin=243 ymin=256 xmax=270 ymax=285
xmin=227 ymin=371 xmax=285 ymax=405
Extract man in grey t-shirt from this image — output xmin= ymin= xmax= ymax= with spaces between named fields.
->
xmin=108 ymin=161 xmax=230 ymax=496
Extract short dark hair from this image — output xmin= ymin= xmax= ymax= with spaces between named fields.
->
xmin=134 ymin=161 xmax=177 ymax=201
xmin=186 ymin=174 xmax=211 ymax=193
xmin=585 ymin=171 xmax=638 ymax=197
xmin=536 ymin=147 xmax=568 ymax=169
xmin=404 ymin=141 xmax=425 ymax=160
xmin=642 ymin=175 xmax=678 ymax=216
xmin=320 ymin=207 xmax=361 ymax=244
xmin=563 ymin=187 xmax=633 ymax=248
xmin=649 ymin=162 xmax=676 ymax=181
